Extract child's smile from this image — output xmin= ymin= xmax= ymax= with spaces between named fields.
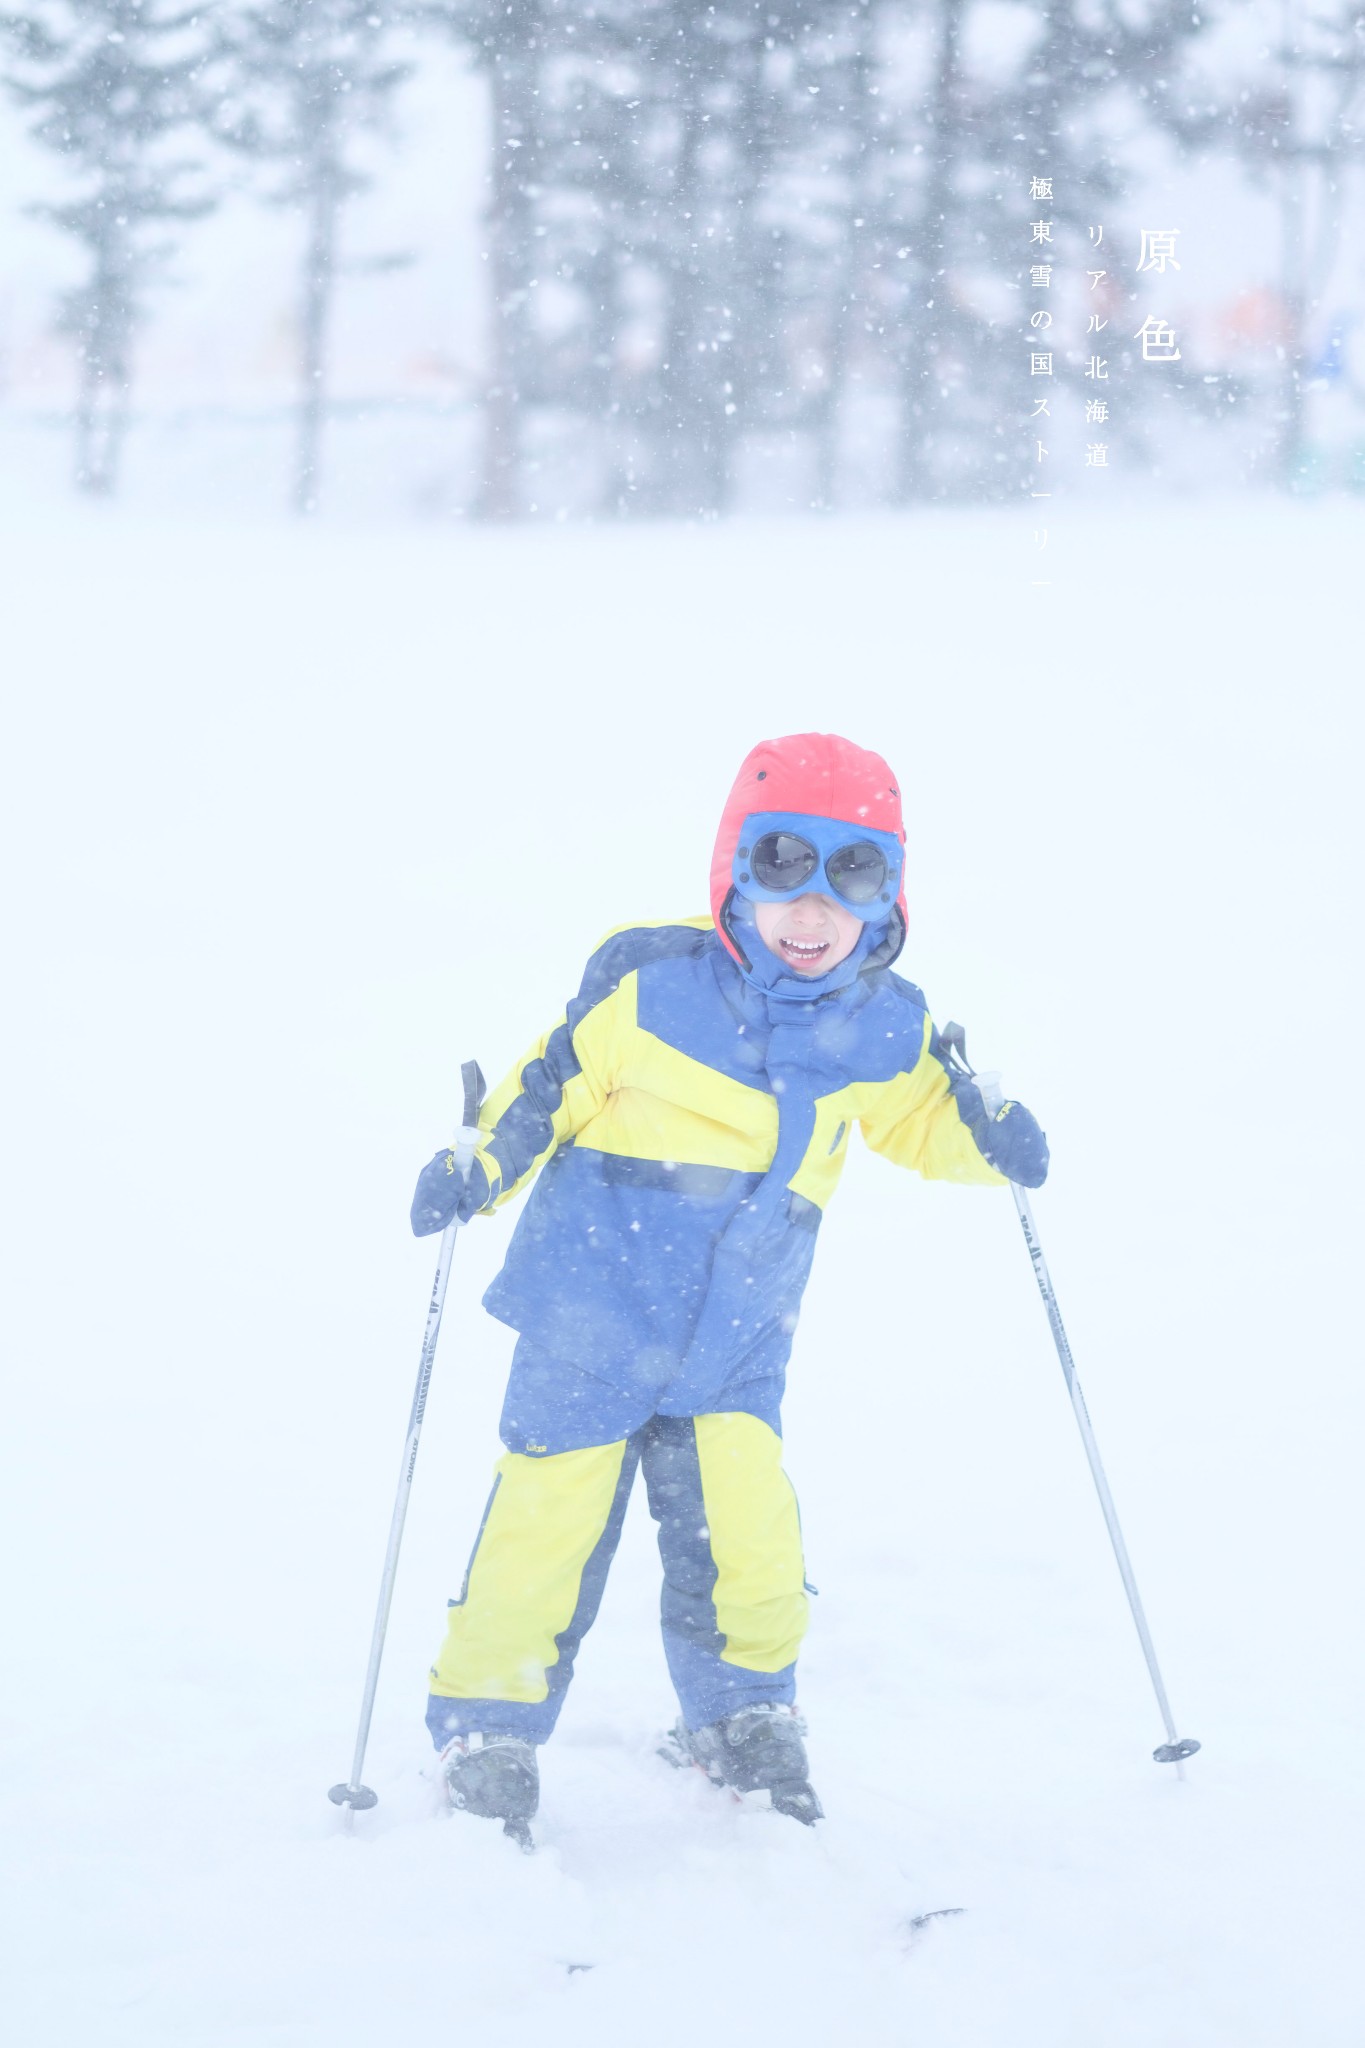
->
xmin=754 ymin=893 xmax=864 ymax=975
xmin=780 ymin=935 xmax=832 ymax=965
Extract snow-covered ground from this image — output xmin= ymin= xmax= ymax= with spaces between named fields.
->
xmin=3 ymin=498 xmax=1362 ymax=2045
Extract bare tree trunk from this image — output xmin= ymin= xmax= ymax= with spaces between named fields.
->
xmin=646 ymin=86 xmax=702 ymax=518
xmin=296 ymin=168 xmax=339 ymax=515
xmin=479 ymin=80 xmax=520 ymax=519
xmin=813 ymin=275 xmax=853 ymax=511
xmin=897 ymin=0 xmax=964 ymax=503
xmin=73 ymin=367 xmax=100 ymax=494
xmin=73 ymin=239 xmax=129 ymax=497
xmin=651 ymin=27 xmax=767 ymax=520
xmin=85 ymin=386 xmax=131 ymax=495
xmin=1276 ymin=287 xmax=1307 ymax=489
xmin=813 ymin=43 xmax=871 ymax=512
xmin=586 ymin=246 xmax=630 ymax=517
xmin=99 ymin=301 xmax=135 ymax=496
xmin=103 ymin=398 xmax=130 ymax=494
xmin=478 ymin=32 xmax=540 ymax=521
xmin=75 ymin=350 xmax=133 ymax=496
xmin=1273 ymin=0 xmax=1307 ymax=490
xmin=703 ymin=38 xmax=767 ymax=518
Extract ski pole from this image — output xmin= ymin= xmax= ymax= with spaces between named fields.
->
xmin=328 ymin=1058 xmax=486 ymax=1819
xmin=941 ymin=1024 xmax=1200 ymax=1773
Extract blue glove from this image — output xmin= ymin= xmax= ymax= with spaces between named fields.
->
xmin=410 ymin=1149 xmax=492 ymax=1236
xmin=968 ymin=1093 xmax=1049 ymax=1188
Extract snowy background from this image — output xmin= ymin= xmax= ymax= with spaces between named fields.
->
xmin=5 ymin=0 xmax=1365 ymax=515
xmin=4 ymin=496 xmax=1363 ymax=2043
xmin=4 ymin=0 xmax=1364 ymax=2040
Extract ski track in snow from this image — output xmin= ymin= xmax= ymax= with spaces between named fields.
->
xmin=3 ymin=499 xmax=1362 ymax=2046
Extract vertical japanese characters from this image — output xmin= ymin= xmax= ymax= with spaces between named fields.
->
xmin=1024 ymin=179 xmax=1184 ymax=579
xmin=1028 ymin=174 xmax=1055 ymax=581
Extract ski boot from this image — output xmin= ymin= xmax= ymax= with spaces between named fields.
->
xmin=667 ymin=1703 xmax=823 ymax=1825
xmin=440 ymin=1734 xmax=538 ymax=1850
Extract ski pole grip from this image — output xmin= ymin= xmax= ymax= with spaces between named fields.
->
xmin=975 ymin=1069 xmax=1006 ymax=1117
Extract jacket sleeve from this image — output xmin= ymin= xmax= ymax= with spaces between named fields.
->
xmin=858 ymin=1014 xmax=1007 ymax=1188
xmin=464 ymin=930 xmax=636 ymax=1213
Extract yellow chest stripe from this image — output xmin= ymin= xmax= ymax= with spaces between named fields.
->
xmin=578 ymin=972 xmax=779 ymax=1173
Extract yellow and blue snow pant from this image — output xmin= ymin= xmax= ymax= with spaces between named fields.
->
xmin=426 ymin=1409 xmax=808 ymax=1747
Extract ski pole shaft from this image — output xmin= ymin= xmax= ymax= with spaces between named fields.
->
xmin=973 ymin=1065 xmax=1199 ymax=1770
xmin=329 ymin=1059 xmax=486 ymax=1817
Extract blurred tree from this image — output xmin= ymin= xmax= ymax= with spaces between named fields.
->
xmin=433 ymin=0 xmax=813 ymax=515
xmin=772 ymin=4 xmax=877 ymax=512
xmin=635 ymin=2 xmax=785 ymax=516
xmin=431 ymin=0 xmax=1214 ymax=517
xmin=0 ymin=0 xmax=213 ymax=494
xmin=430 ymin=0 xmax=850 ymax=517
xmin=420 ymin=0 xmax=552 ymax=517
xmin=215 ymin=0 xmax=411 ymax=512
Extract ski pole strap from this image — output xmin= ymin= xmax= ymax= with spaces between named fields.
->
xmin=450 ymin=1060 xmax=487 ymax=1178
xmin=461 ymin=1059 xmax=486 ymax=1132
xmin=940 ymin=1020 xmax=1005 ymax=1126
xmin=938 ymin=1019 xmax=971 ymax=1075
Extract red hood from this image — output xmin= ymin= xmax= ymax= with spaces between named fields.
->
xmin=709 ymin=732 xmax=908 ymax=967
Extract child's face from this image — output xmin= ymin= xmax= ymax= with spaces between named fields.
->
xmin=754 ymin=893 xmax=864 ymax=975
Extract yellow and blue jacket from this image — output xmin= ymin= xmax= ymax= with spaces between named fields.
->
xmin=453 ymin=916 xmax=1005 ymax=1431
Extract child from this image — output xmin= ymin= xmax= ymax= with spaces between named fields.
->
xmin=411 ymin=731 xmax=1047 ymax=1830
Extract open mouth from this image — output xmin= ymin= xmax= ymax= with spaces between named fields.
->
xmin=777 ymin=936 xmax=831 ymax=968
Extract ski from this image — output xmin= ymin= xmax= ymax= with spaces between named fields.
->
xmin=904 ymin=1907 xmax=967 ymax=1944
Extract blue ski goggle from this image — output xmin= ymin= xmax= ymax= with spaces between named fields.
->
xmin=732 ymin=811 xmax=903 ymax=919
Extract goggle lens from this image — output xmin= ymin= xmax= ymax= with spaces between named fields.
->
xmin=749 ymin=831 xmax=820 ymax=893
xmin=825 ymin=840 xmax=889 ymax=905
xmin=747 ymin=831 xmax=890 ymax=907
